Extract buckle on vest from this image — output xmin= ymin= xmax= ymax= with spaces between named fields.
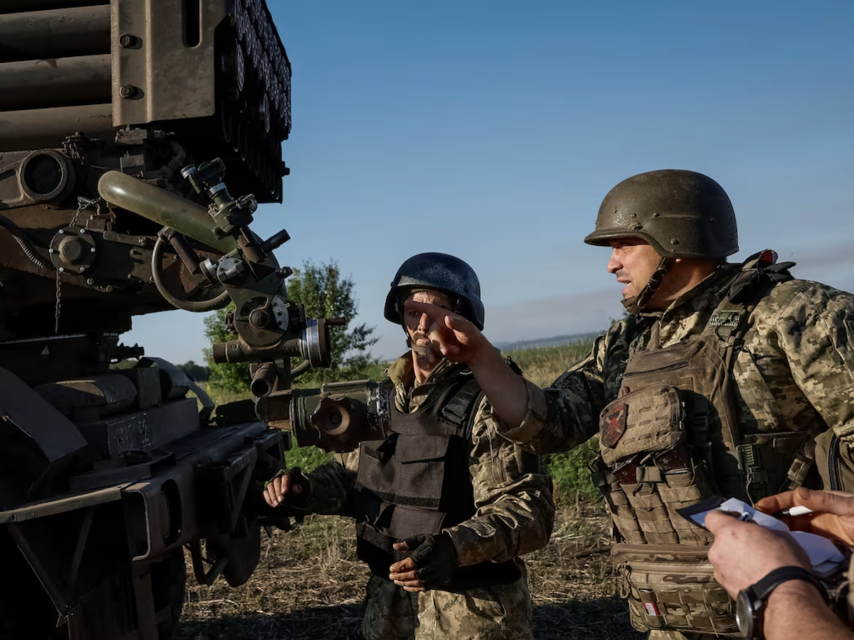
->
xmin=737 ymin=443 xmax=769 ymax=502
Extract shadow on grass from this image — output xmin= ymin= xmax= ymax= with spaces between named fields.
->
xmin=176 ymin=603 xmax=364 ymax=640
xmin=176 ymin=597 xmax=643 ymax=640
xmin=533 ymin=596 xmax=644 ymax=640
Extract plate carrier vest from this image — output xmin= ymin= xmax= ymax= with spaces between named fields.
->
xmin=591 ymin=252 xmax=814 ymax=636
xmin=354 ymin=375 xmax=521 ymax=592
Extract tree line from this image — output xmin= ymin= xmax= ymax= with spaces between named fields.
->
xmin=203 ymin=259 xmax=381 ymax=392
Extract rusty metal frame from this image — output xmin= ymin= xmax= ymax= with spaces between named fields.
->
xmin=111 ymin=0 xmax=229 ymax=126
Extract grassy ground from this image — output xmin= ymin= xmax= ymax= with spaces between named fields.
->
xmin=177 ymin=505 xmax=639 ymax=640
xmin=177 ymin=340 xmax=641 ymax=640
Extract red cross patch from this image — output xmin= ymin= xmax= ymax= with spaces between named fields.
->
xmin=601 ymin=403 xmax=627 ymax=448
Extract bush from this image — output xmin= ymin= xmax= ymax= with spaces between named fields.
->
xmin=545 ymin=439 xmax=602 ymax=504
xmin=284 ymin=445 xmax=335 ymax=474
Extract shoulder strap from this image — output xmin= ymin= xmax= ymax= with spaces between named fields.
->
xmin=705 ymin=250 xmax=795 ymax=351
xmin=438 ymin=378 xmax=482 ymax=431
xmin=703 ymin=251 xmax=797 ymax=500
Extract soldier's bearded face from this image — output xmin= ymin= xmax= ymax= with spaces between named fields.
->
xmin=606 ymin=239 xmax=662 ymax=301
xmin=403 ymin=290 xmax=452 ymax=365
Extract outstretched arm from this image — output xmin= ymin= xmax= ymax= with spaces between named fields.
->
xmin=405 ymin=301 xmax=614 ymax=454
xmin=406 ymin=300 xmax=529 ymax=428
xmin=263 ymin=451 xmax=360 ymax=517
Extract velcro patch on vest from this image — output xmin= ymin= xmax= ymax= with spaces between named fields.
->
xmin=602 ymin=403 xmax=628 ymax=448
xmin=708 ymin=310 xmax=741 ymax=328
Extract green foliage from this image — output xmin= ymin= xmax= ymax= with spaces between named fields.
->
xmin=284 ymin=445 xmax=334 ymax=474
xmin=204 ymin=260 xmax=380 ymax=394
xmin=109 ymin=359 xmax=137 ymax=370
xmin=204 ymin=302 xmax=252 ymax=393
xmin=286 ymin=260 xmax=379 ymax=385
xmin=545 ymin=439 xmax=602 ymax=504
xmin=504 ymin=339 xmax=602 ymax=504
xmin=503 ymin=341 xmax=594 ymax=388
xmin=177 ymin=360 xmax=210 ymax=382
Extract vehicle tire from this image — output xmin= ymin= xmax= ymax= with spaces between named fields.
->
xmin=150 ymin=550 xmax=187 ymax=640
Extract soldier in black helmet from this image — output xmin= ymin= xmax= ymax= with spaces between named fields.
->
xmin=406 ymin=170 xmax=854 ymax=639
xmin=264 ymin=252 xmax=554 ymax=640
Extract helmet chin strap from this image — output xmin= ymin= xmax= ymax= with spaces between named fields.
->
xmin=622 ymin=257 xmax=673 ymax=315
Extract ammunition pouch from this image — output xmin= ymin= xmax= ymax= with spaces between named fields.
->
xmin=815 ymin=431 xmax=854 ymax=493
xmin=612 ymin=543 xmax=740 ymax=636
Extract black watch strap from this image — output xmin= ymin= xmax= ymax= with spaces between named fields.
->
xmin=749 ymin=566 xmax=828 ymax=606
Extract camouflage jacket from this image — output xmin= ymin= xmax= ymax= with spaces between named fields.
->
xmin=302 ymin=353 xmax=555 ymax=568
xmin=503 ymin=259 xmax=854 ymax=456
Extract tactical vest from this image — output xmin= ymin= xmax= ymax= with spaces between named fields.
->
xmin=353 ymin=376 xmax=521 ymax=592
xmin=592 ymin=253 xmax=809 ymax=636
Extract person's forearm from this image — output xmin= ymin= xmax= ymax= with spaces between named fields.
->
xmin=468 ymin=346 xmax=529 ymax=429
xmin=764 ymin=581 xmax=851 ymax=640
xmin=444 ymin=489 xmax=555 ymax=567
xmin=303 ymin=460 xmax=357 ymax=516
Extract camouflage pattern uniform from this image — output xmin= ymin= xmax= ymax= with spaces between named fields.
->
xmin=504 ymin=263 xmax=854 ymax=458
xmin=498 ymin=259 xmax=854 ymax=638
xmin=303 ymin=353 xmax=554 ymax=640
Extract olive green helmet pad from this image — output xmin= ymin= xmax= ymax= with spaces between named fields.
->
xmin=585 ymin=169 xmax=739 ymax=260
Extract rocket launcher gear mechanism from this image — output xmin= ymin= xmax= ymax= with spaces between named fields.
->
xmin=98 ymin=160 xmax=334 ymax=386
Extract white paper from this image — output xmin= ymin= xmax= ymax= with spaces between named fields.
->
xmin=686 ymin=497 xmax=846 ymax=576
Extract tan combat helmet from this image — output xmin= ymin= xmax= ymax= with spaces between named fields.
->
xmin=586 ymin=170 xmax=739 ymax=313
xmin=585 ymin=169 xmax=739 ymax=259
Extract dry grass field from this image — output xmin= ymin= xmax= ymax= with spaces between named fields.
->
xmin=179 ymin=341 xmax=644 ymax=640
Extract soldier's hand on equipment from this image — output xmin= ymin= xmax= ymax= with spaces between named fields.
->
xmin=389 ymin=533 xmax=459 ymax=593
xmin=705 ymin=510 xmax=811 ymax=599
xmin=405 ymin=302 xmax=491 ymax=364
xmin=263 ymin=468 xmax=310 ymax=509
xmin=757 ymin=487 xmax=854 ymax=547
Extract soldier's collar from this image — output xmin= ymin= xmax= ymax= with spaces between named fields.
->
xmin=639 ymin=263 xmax=739 ymax=320
xmin=388 ymin=352 xmax=468 ymax=390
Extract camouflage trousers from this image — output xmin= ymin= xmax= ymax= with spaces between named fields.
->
xmin=361 ymin=574 xmax=534 ymax=640
xmin=647 ymin=632 xmax=710 ymax=639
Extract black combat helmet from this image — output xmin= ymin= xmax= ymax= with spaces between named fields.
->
xmin=585 ymin=169 xmax=739 ymax=260
xmin=384 ymin=253 xmax=485 ymax=330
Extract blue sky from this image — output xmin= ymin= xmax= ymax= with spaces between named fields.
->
xmin=126 ymin=0 xmax=854 ymax=364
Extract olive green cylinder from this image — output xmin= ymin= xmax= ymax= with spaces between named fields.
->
xmin=97 ymin=171 xmax=237 ymax=253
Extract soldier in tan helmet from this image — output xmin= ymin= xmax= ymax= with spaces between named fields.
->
xmin=407 ymin=169 xmax=854 ymax=639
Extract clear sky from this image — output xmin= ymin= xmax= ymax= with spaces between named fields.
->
xmin=125 ymin=0 xmax=854 ymax=365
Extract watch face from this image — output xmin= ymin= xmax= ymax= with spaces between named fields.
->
xmin=736 ymin=591 xmax=754 ymax=639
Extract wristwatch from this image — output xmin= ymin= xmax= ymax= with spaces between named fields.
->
xmin=736 ymin=566 xmax=828 ymax=640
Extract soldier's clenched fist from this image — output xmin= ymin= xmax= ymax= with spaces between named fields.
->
xmin=263 ymin=468 xmax=311 ymax=509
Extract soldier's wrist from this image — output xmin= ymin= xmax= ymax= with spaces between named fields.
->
xmin=763 ymin=579 xmax=828 ymax=639
xmin=467 ymin=343 xmax=502 ymax=373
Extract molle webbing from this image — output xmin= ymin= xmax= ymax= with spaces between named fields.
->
xmin=613 ymin=544 xmax=740 ymax=635
xmin=594 ymin=254 xmax=804 ymax=635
